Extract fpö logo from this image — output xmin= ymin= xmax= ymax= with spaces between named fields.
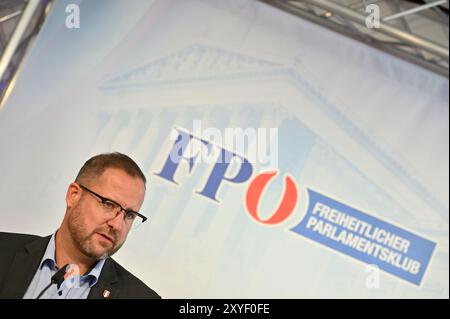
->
xmin=154 ymin=127 xmax=436 ymax=286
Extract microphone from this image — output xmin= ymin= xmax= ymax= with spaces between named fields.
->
xmin=36 ymin=264 xmax=70 ymax=299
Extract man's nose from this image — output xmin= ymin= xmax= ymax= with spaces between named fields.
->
xmin=107 ymin=209 xmax=125 ymax=231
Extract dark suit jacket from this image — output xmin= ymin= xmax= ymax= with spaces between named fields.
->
xmin=0 ymin=232 xmax=161 ymax=299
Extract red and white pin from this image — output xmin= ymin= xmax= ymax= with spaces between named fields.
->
xmin=102 ymin=289 xmax=111 ymax=298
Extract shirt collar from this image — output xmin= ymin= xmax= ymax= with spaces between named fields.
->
xmin=40 ymin=231 xmax=106 ymax=287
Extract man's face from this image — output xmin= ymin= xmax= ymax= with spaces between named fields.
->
xmin=66 ymin=168 xmax=145 ymax=260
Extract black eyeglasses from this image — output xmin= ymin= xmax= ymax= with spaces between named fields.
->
xmin=78 ymin=184 xmax=147 ymax=229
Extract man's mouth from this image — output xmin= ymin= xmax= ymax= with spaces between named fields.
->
xmin=97 ymin=233 xmax=114 ymax=244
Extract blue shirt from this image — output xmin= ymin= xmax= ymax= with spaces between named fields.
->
xmin=23 ymin=232 xmax=106 ymax=299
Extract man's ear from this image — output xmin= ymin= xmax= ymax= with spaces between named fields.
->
xmin=66 ymin=182 xmax=82 ymax=209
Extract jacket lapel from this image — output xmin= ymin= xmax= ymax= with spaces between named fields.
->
xmin=0 ymin=235 xmax=51 ymax=299
xmin=87 ymin=258 xmax=120 ymax=299
xmin=0 ymin=235 xmax=121 ymax=299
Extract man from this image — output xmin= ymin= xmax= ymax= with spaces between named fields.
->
xmin=0 ymin=152 xmax=160 ymax=299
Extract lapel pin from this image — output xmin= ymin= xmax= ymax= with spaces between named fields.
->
xmin=102 ymin=289 xmax=111 ymax=298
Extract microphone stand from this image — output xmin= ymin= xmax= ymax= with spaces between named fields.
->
xmin=36 ymin=264 xmax=70 ymax=299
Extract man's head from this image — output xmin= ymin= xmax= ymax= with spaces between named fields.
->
xmin=62 ymin=153 xmax=146 ymax=261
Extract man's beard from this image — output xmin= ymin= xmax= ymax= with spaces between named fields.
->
xmin=67 ymin=205 xmax=123 ymax=260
